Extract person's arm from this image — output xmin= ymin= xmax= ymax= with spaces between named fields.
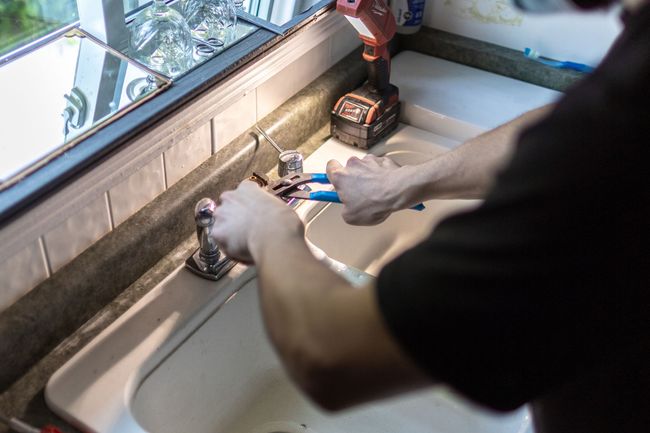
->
xmin=213 ymin=182 xmax=431 ymax=411
xmin=327 ymin=104 xmax=553 ymax=225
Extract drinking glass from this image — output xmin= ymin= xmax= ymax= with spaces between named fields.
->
xmin=182 ymin=0 xmax=237 ymax=46
xmin=129 ymin=0 xmax=194 ymax=77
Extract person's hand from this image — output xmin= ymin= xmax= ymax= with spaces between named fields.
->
xmin=213 ymin=180 xmax=304 ymax=263
xmin=326 ymin=155 xmax=407 ymax=226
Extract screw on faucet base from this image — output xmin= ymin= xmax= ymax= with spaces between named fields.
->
xmin=185 ymin=248 xmax=236 ymax=281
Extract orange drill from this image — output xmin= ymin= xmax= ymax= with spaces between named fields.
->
xmin=331 ymin=0 xmax=400 ymax=149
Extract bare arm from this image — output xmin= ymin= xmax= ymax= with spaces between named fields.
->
xmin=398 ymin=104 xmax=553 ymax=201
xmin=328 ymin=105 xmax=553 ymax=224
xmin=214 ymin=182 xmax=431 ymax=411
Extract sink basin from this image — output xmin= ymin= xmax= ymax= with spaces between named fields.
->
xmin=132 ymin=279 xmax=530 ymax=433
xmin=131 ymin=126 xmax=525 ymax=433
xmin=46 ymin=125 xmax=533 ymax=433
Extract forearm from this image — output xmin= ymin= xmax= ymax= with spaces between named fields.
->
xmin=251 ymin=229 xmax=349 ymax=367
xmin=250 ymin=228 xmax=353 ymax=399
xmin=392 ymin=104 xmax=553 ymax=206
xmin=249 ymin=227 xmax=429 ymax=409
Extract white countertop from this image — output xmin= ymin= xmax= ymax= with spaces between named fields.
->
xmin=392 ymin=51 xmax=560 ymax=141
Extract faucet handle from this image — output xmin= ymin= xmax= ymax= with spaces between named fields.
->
xmin=186 ymin=197 xmax=236 ymax=281
xmin=194 ymin=197 xmax=216 ymax=228
xmin=278 ymin=150 xmax=303 ymax=177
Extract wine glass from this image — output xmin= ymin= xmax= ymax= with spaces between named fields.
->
xmin=129 ymin=0 xmax=194 ymax=77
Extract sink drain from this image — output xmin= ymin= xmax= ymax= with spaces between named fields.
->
xmin=249 ymin=421 xmax=317 ymax=433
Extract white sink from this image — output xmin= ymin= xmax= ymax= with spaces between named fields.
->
xmin=304 ymin=195 xmax=478 ymax=277
xmin=46 ymin=125 xmax=533 ymax=433
xmin=132 ymin=279 xmax=530 ymax=433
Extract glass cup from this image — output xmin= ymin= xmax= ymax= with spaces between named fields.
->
xmin=129 ymin=0 xmax=194 ymax=77
xmin=182 ymin=0 xmax=237 ymax=46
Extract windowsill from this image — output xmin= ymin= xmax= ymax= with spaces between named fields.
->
xmin=0 ymin=2 xmax=333 ymax=226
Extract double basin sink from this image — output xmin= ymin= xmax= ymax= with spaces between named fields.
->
xmin=45 ymin=125 xmax=532 ymax=433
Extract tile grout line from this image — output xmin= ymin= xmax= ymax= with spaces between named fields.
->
xmin=210 ymin=118 xmax=217 ymax=155
xmin=105 ymin=191 xmax=115 ymax=231
xmin=161 ymin=152 xmax=169 ymax=191
xmin=38 ymin=236 xmax=52 ymax=278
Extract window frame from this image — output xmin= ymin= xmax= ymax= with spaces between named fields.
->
xmin=0 ymin=0 xmax=334 ymax=225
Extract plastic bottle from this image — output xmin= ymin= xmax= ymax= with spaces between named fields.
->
xmin=389 ymin=0 xmax=426 ymax=34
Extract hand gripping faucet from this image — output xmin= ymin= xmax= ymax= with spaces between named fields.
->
xmin=185 ymin=198 xmax=236 ymax=280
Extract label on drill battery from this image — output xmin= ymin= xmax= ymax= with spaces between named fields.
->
xmin=390 ymin=0 xmax=425 ymax=26
xmin=373 ymin=112 xmax=397 ymax=134
xmin=339 ymin=100 xmax=366 ymax=124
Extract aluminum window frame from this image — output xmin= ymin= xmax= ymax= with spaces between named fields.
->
xmin=0 ymin=0 xmax=334 ymax=225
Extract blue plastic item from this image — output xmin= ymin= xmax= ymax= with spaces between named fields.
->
xmin=302 ymin=173 xmax=425 ymax=211
xmin=524 ymin=48 xmax=595 ymax=73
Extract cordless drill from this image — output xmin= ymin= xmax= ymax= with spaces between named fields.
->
xmin=331 ymin=0 xmax=400 ymax=149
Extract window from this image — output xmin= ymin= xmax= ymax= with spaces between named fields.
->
xmin=0 ymin=1 xmax=184 ymax=59
xmin=0 ymin=1 xmax=78 ymax=58
xmin=0 ymin=0 xmax=334 ymax=221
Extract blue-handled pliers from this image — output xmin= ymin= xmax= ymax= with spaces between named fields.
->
xmin=267 ymin=173 xmax=425 ymax=211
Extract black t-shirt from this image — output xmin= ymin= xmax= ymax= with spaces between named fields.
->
xmin=377 ymin=4 xmax=650 ymax=412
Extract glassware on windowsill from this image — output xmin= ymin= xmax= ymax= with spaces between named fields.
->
xmin=129 ymin=0 xmax=193 ymax=78
xmin=182 ymin=0 xmax=238 ymax=48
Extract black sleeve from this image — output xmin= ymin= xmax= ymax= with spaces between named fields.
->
xmin=376 ymin=10 xmax=650 ymax=411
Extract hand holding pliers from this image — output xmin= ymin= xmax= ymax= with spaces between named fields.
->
xmin=264 ymin=172 xmax=425 ymax=211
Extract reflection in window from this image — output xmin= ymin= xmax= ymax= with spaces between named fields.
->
xmin=248 ymin=0 xmax=323 ymax=26
xmin=123 ymin=0 xmax=253 ymax=17
xmin=0 ymin=1 xmax=78 ymax=57
xmin=123 ymin=0 xmax=156 ymax=16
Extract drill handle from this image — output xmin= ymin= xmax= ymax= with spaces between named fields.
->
xmin=363 ymin=43 xmax=391 ymax=92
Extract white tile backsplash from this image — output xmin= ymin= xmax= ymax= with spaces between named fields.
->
xmin=212 ymin=90 xmax=257 ymax=154
xmin=424 ymin=0 xmax=621 ymax=67
xmin=108 ymin=155 xmax=166 ymax=227
xmin=42 ymin=194 xmax=112 ymax=273
xmin=330 ymin=22 xmax=362 ymax=66
xmin=0 ymin=26 xmax=356 ymax=312
xmin=256 ymin=38 xmax=331 ymax=120
xmin=164 ymin=123 xmax=212 ymax=187
xmin=0 ymin=240 xmax=49 ymax=314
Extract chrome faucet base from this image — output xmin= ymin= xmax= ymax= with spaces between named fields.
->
xmin=185 ymin=248 xmax=236 ymax=281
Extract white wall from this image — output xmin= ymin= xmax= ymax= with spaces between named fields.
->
xmin=423 ymin=0 xmax=623 ymax=66
xmin=0 ymin=12 xmax=361 ymax=315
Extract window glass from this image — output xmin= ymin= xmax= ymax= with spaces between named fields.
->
xmin=123 ymin=1 xmax=255 ymax=17
xmin=123 ymin=0 xmax=154 ymax=16
xmin=0 ymin=30 xmax=170 ymax=186
xmin=0 ymin=1 xmax=78 ymax=57
xmin=248 ymin=0 xmax=323 ymax=26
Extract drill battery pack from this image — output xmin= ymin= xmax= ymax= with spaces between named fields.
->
xmin=331 ymin=84 xmax=401 ymax=149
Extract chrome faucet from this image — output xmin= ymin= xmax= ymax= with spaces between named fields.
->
xmin=185 ymin=198 xmax=236 ymax=280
